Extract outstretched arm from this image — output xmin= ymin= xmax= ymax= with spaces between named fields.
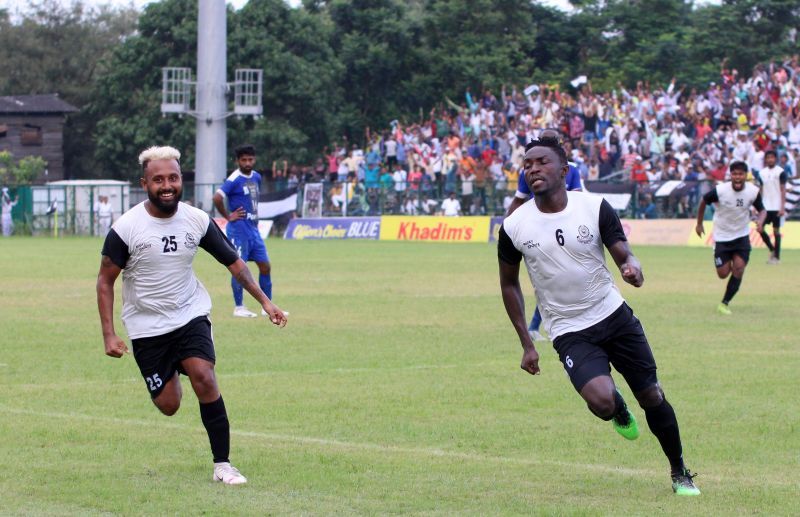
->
xmin=199 ymin=218 xmax=287 ymax=327
xmin=228 ymin=259 xmax=287 ymax=327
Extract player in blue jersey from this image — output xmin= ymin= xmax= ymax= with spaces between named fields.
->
xmin=213 ymin=145 xmax=273 ymax=318
xmin=505 ymin=129 xmax=582 ymax=343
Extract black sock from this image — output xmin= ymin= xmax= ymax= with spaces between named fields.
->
xmin=775 ymin=233 xmax=781 ymax=260
xmin=722 ymin=275 xmax=742 ymax=305
xmin=760 ymin=231 xmax=774 ymax=252
xmin=199 ymin=396 xmax=230 ymax=464
xmin=644 ymin=399 xmax=685 ymax=474
xmin=589 ymin=390 xmax=628 ymax=422
xmin=611 ymin=389 xmax=629 ymax=424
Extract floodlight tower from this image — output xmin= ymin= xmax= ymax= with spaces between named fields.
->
xmin=160 ymin=0 xmax=263 ymax=211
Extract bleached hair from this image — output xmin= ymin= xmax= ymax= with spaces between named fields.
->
xmin=138 ymin=146 xmax=181 ymax=169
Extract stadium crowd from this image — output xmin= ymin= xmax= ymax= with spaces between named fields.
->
xmin=266 ymin=57 xmax=800 ymax=218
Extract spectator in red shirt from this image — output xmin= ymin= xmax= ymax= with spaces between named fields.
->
xmin=631 ymin=156 xmax=648 ymax=183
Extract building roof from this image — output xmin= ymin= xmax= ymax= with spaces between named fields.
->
xmin=0 ymin=94 xmax=78 ymax=114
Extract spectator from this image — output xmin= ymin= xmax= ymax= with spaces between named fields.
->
xmin=440 ymin=191 xmax=461 ymax=216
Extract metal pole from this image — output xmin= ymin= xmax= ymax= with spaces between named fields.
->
xmin=195 ymin=0 xmax=227 ymax=212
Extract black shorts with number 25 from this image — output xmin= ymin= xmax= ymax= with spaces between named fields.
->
xmin=131 ymin=316 xmax=216 ymax=399
xmin=552 ymin=303 xmax=658 ymax=393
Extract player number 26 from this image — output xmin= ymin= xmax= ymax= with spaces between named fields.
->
xmin=146 ymin=373 xmax=163 ymax=391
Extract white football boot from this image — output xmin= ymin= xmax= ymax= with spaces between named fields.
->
xmin=213 ymin=462 xmax=248 ymax=485
xmin=233 ymin=306 xmax=258 ymax=318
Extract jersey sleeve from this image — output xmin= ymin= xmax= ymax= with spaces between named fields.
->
xmin=702 ymin=188 xmax=719 ymax=204
xmin=599 ymin=199 xmax=627 ymax=249
xmin=497 ymin=224 xmax=523 ymax=265
xmin=101 ymin=229 xmax=130 ymax=269
xmin=515 ymin=170 xmax=531 ymax=198
xmin=199 ymin=218 xmax=240 ymax=266
xmin=218 ymin=177 xmax=236 ymax=198
xmin=752 ymin=192 xmax=765 ymax=211
xmin=566 ymin=165 xmax=582 ymax=190
xmin=779 ymin=171 xmax=788 ymax=184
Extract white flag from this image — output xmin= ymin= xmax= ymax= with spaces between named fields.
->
xmin=570 ymin=75 xmax=588 ymax=88
xmin=523 ymin=84 xmax=539 ymax=96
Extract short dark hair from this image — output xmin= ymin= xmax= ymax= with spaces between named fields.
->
xmin=729 ymin=161 xmax=748 ymax=173
xmin=525 ymin=136 xmax=568 ymax=166
xmin=764 ymin=150 xmax=777 ymax=159
xmin=235 ymin=144 xmax=256 ymax=158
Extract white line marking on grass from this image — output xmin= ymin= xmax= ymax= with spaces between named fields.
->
xmin=0 ymin=404 xmax=654 ymax=479
xmin=6 ymin=404 xmax=785 ymax=489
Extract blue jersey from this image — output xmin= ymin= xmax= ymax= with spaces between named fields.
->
xmin=516 ymin=162 xmax=582 ymax=196
xmin=219 ymin=169 xmax=261 ymax=227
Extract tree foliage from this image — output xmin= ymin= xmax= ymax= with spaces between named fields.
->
xmin=0 ymin=151 xmax=47 ymax=184
xmin=0 ymin=0 xmax=139 ymax=179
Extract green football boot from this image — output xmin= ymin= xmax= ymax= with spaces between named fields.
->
xmin=717 ymin=303 xmax=732 ymax=315
xmin=672 ymin=469 xmax=701 ymax=496
xmin=612 ymin=406 xmax=640 ymax=441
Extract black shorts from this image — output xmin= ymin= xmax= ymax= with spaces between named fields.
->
xmin=763 ymin=211 xmax=783 ymax=228
xmin=714 ymin=235 xmax=751 ymax=267
xmin=131 ymin=316 xmax=216 ymax=399
xmin=552 ymin=303 xmax=658 ymax=393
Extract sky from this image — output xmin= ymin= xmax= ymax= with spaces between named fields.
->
xmin=1 ymin=0 xmax=580 ymax=16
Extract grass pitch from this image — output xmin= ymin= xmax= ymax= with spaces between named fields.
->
xmin=0 ymin=237 xmax=798 ymax=515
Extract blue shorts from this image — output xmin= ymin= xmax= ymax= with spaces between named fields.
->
xmin=226 ymin=222 xmax=269 ymax=263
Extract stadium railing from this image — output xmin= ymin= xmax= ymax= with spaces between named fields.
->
xmin=7 ymin=175 xmax=798 ymax=235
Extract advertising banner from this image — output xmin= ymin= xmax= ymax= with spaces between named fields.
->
xmin=214 ymin=217 xmax=273 ymax=239
xmin=283 ymin=217 xmax=381 ymax=240
xmin=489 ymin=216 xmax=504 ymax=242
xmin=620 ymin=219 xmax=694 ymax=246
xmin=687 ymin=220 xmax=800 ymax=249
xmin=379 ymin=216 xmax=491 ymax=243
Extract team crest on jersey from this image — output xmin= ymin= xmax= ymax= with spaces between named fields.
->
xmin=576 ymin=225 xmax=593 ymax=244
xmin=185 ymin=232 xmax=198 ymax=249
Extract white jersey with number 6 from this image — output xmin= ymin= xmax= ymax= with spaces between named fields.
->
xmin=502 ymin=191 xmax=625 ymax=339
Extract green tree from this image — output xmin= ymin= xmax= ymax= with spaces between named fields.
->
xmin=324 ymin=0 xmax=425 ymax=138
xmin=0 ymin=0 xmax=139 ymax=178
xmin=89 ymin=0 xmax=199 ymax=181
xmin=418 ymin=0 xmax=539 ymax=104
xmin=0 ymin=151 xmax=47 ymax=184
xmin=227 ymin=0 xmax=343 ymax=165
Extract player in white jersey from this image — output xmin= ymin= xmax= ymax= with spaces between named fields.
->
xmin=498 ymin=136 xmax=700 ymax=496
xmin=755 ymin=150 xmax=787 ymax=264
xmin=696 ymin=161 xmax=766 ymax=315
xmin=96 ymin=146 xmax=287 ymax=485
